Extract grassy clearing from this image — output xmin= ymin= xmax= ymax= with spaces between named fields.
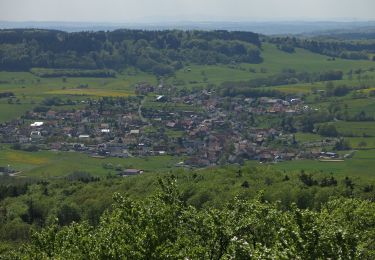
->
xmin=295 ymin=133 xmax=324 ymax=142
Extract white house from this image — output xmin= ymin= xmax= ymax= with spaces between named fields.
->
xmin=30 ymin=122 xmax=44 ymax=127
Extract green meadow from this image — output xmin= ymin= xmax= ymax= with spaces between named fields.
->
xmin=0 ymin=102 xmax=34 ymax=122
xmin=0 ymin=145 xmax=182 ymax=178
xmin=245 ymin=149 xmax=375 ymax=179
xmin=332 ymin=121 xmax=375 ymax=137
xmin=0 ymin=69 xmax=157 ymax=122
xmin=294 ymin=132 xmax=325 ymax=142
xmin=1 ymin=141 xmax=374 ymax=179
xmin=346 ymin=137 xmax=375 ymax=149
xmin=295 ymin=132 xmax=375 ymax=149
xmin=168 ymin=44 xmax=375 ymax=89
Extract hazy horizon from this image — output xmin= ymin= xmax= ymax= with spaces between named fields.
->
xmin=1 ymin=0 xmax=375 ymax=23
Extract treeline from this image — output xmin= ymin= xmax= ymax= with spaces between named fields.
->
xmin=30 ymin=68 xmax=116 ymax=78
xmin=0 ymin=29 xmax=262 ymax=75
xmin=269 ymin=37 xmax=375 ymax=60
xmin=4 ymin=178 xmax=375 ymax=259
xmin=0 ymin=177 xmax=33 ymax=201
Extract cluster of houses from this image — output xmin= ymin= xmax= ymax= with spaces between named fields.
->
xmin=0 ymin=85 xmax=339 ymax=168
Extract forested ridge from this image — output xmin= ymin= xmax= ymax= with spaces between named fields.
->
xmin=0 ymin=29 xmax=262 ymax=75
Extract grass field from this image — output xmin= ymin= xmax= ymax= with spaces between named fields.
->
xmin=168 ymin=44 xmax=375 ymax=89
xmin=0 ymin=69 xmax=157 ymax=122
xmin=338 ymin=98 xmax=375 ymax=117
xmin=331 ymin=121 xmax=375 ymax=137
xmin=0 ymin=102 xmax=33 ymax=122
xmin=244 ymin=149 xmax=375 ymax=179
xmin=258 ymin=44 xmax=374 ymax=73
xmin=346 ymin=137 xmax=375 ymax=149
xmin=295 ymin=132 xmax=375 ymax=149
xmin=0 ymin=146 xmax=183 ymax=178
xmin=311 ymin=97 xmax=375 ymax=117
xmin=294 ymin=132 xmax=324 ymax=142
xmin=1 ymin=142 xmax=374 ymax=179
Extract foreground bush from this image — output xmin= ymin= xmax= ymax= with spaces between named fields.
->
xmin=6 ymin=178 xmax=375 ymax=259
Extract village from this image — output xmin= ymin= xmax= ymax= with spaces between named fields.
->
xmin=0 ymin=83 xmax=341 ymax=170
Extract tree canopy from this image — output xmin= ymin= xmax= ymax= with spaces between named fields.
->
xmin=5 ymin=178 xmax=375 ymax=259
xmin=0 ymin=29 xmax=262 ymax=75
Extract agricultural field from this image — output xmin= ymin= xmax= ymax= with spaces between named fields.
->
xmin=346 ymin=137 xmax=375 ymax=149
xmin=0 ymin=70 xmax=157 ymax=122
xmin=295 ymin=132 xmax=375 ymax=149
xmin=0 ymin=145 xmax=182 ymax=178
xmin=270 ymin=73 xmax=375 ymax=95
xmin=332 ymin=121 xmax=375 ymax=136
xmin=167 ymin=44 xmax=375 ymax=89
xmin=0 ymin=102 xmax=34 ymax=122
xmin=294 ymin=132 xmax=325 ymax=142
xmin=249 ymin=149 xmax=375 ymax=179
xmin=1 ymin=142 xmax=375 ymax=179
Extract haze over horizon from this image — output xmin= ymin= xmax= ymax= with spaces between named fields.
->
xmin=1 ymin=0 xmax=375 ymax=23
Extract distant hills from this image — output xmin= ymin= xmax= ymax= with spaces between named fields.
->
xmin=1 ymin=20 xmax=375 ymax=35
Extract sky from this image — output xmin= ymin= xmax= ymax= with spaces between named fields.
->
xmin=0 ymin=0 xmax=374 ymax=22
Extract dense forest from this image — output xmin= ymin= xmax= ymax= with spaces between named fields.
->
xmin=1 ymin=29 xmax=373 ymax=77
xmin=1 ymin=176 xmax=374 ymax=259
xmin=0 ymin=166 xmax=374 ymax=257
xmin=0 ymin=29 xmax=262 ymax=75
